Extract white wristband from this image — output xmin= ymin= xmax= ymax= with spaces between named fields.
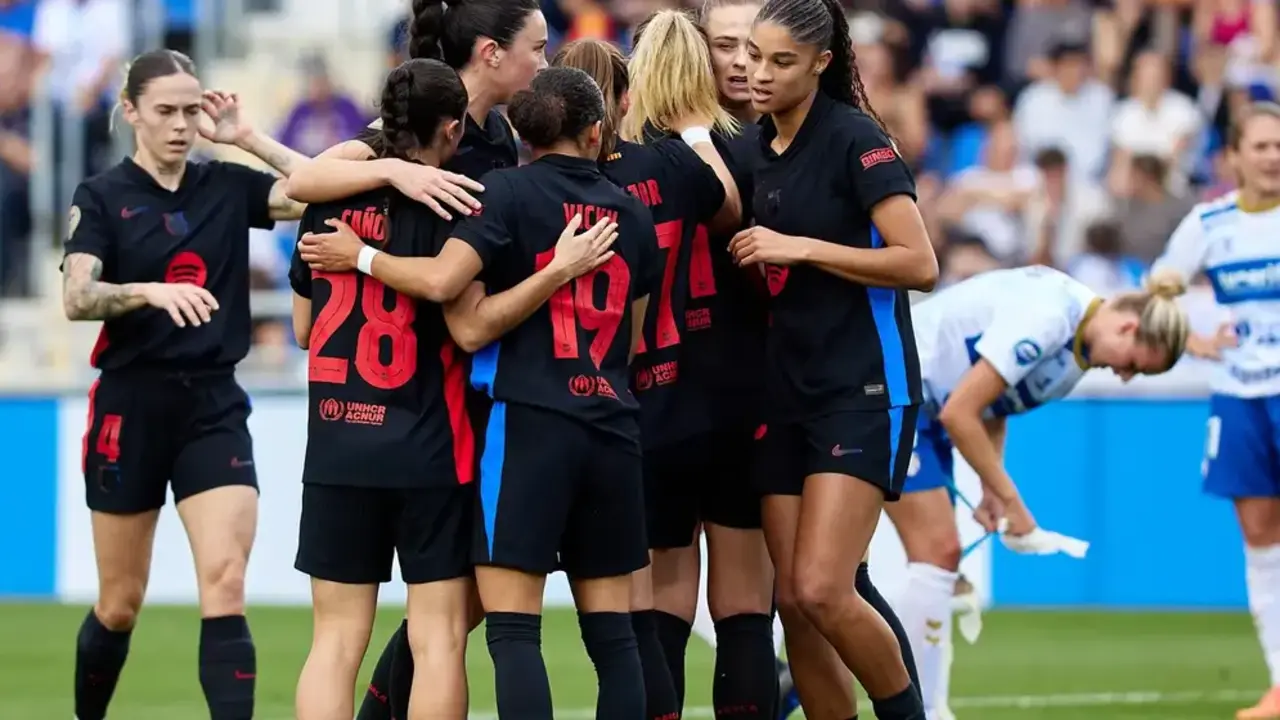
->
xmin=680 ymin=126 xmax=712 ymax=147
xmin=356 ymin=246 xmax=381 ymax=276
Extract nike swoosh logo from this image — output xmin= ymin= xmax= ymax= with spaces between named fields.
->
xmin=120 ymin=206 xmax=148 ymax=219
xmin=831 ymin=445 xmax=862 ymax=457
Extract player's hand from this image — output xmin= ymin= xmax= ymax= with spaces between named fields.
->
xmin=386 ymin=161 xmax=483 ymax=221
xmin=1001 ymin=496 xmax=1038 ymax=537
xmin=973 ymin=492 xmax=1005 ymax=533
xmin=547 ymin=214 xmax=618 ymax=282
xmin=140 ymin=282 xmax=219 ymax=328
xmin=730 ymin=226 xmax=811 ymax=266
xmin=1186 ymin=323 xmax=1239 ymax=360
xmin=198 ymin=91 xmax=253 ymax=145
xmin=298 ymin=219 xmax=364 ymax=272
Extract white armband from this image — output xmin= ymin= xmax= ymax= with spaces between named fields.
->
xmin=680 ymin=126 xmax=713 ymax=147
xmin=357 ymin=246 xmax=381 ymax=276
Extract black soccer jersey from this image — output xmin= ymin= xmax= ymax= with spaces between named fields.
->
xmin=451 ymin=154 xmax=660 ymax=444
xmin=753 ymin=92 xmax=924 ymax=420
xmin=289 ymin=188 xmax=472 ymax=489
xmin=682 ymin=124 xmax=770 ymax=430
xmin=356 ymin=109 xmax=519 ymax=181
xmin=601 ymin=138 xmax=725 ymax=451
xmin=62 ymin=158 xmax=277 ymax=371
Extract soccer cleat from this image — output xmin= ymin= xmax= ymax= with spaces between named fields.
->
xmin=777 ymin=658 xmax=800 ymax=719
xmin=1238 ymin=687 xmax=1280 ymax=719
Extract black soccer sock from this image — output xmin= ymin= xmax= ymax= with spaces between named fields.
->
xmin=580 ymin=611 xmax=646 ymax=720
xmin=387 ymin=622 xmax=415 ymax=720
xmin=652 ymin=611 xmax=692 ymax=708
xmin=355 ymin=620 xmax=407 ymax=720
xmin=632 ymin=610 xmax=681 ymax=719
xmin=487 ymin=612 xmax=554 ymax=719
xmin=198 ymin=615 xmax=256 ymax=720
xmin=712 ymin=613 xmax=778 ymax=718
xmin=74 ymin=610 xmax=132 ymax=720
xmin=870 ymin=685 xmax=925 ymax=720
xmin=855 ymin=562 xmax=921 ymax=696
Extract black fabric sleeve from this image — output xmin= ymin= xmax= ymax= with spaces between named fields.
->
xmin=448 ymin=170 xmax=516 ymax=268
xmin=211 ymin=160 xmax=279 ymax=230
xmin=62 ymin=183 xmax=114 ymax=260
xmin=654 ymin=138 xmax=726 ymax=224
xmin=844 ymin=114 xmax=917 ymax=212
xmin=289 ymin=207 xmax=315 ymax=298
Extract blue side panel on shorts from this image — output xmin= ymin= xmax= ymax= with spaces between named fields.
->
xmin=1203 ymin=393 xmax=1280 ymax=498
xmin=479 ymin=401 xmax=509 ymax=555
xmin=868 ymin=226 xmax=909 ymax=407
xmin=0 ymin=398 xmax=58 ymax=597
xmin=887 ymin=406 xmax=903 ymax=476
xmin=471 ymin=342 xmax=501 ymax=396
xmin=902 ymin=415 xmax=954 ymax=495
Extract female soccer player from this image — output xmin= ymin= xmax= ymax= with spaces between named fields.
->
xmin=732 ymin=0 xmax=939 ymax=717
xmin=888 ymin=265 xmax=1190 ymax=720
xmin=288 ymin=58 xmax=477 ymax=720
xmin=284 ymin=0 xmax=547 ymax=219
xmin=1149 ymin=101 xmax=1280 ymax=720
xmin=61 ymin=49 xmax=307 ymax=720
xmin=450 ymin=66 xmax=657 ymax=719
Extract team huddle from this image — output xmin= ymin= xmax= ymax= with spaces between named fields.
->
xmin=58 ymin=0 xmax=1280 ymax=717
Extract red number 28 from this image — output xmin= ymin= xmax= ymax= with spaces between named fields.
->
xmin=308 ymin=273 xmax=418 ymax=390
xmin=535 ymin=250 xmax=632 ymax=369
xmin=636 ymin=219 xmax=717 ymax=354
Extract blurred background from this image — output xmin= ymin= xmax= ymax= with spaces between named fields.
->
xmin=0 ymin=1 xmax=1274 ymax=718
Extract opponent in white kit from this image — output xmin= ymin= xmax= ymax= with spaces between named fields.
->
xmin=1151 ymin=102 xmax=1280 ymax=720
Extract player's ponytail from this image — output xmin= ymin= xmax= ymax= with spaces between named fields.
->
xmin=409 ymin=0 xmax=445 ymax=61
xmin=552 ymin=39 xmax=628 ymax=159
xmin=508 ymin=67 xmax=604 ymax=150
xmin=1111 ymin=273 xmax=1191 ymax=372
xmin=377 ymin=59 xmax=469 ymax=160
xmin=621 ymin=9 xmax=738 ymax=142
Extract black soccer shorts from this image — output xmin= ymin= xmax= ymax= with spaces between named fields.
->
xmin=752 ymin=405 xmax=919 ymax=500
xmin=82 ymin=370 xmax=258 ymax=514
xmin=644 ymin=429 xmax=762 ymax=549
xmin=295 ymin=483 xmax=474 ymax=585
xmin=472 ymin=402 xmax=649 ymax=579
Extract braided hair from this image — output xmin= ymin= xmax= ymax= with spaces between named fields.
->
xmin=377 ymin=58 xmax=469 ymax=160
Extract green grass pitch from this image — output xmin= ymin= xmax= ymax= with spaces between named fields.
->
xmin=0 ymin=603 xmax=1266 ymax=719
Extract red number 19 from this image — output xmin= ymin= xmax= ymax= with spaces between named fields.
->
xmin=636 ymin=220 xmax=718 ymax=354
xmin=535 ymin=250 xmax=632 ymax=369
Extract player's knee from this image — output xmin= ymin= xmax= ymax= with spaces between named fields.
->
xmin=923 ymin=532 xmax=962 ymax=572
xmin=96 ymin=593 xmax=143 ymax=631
xmin=198 ymin=555 xmax=248 ymax=613
xmin=793 ymin=571 xmax=845 ymax=624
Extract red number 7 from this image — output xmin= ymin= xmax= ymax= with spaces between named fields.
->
xmin=636 ymin=220 xmax=718 ymax=354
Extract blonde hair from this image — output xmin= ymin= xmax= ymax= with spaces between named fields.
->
xmin=1111 ymin=270 xmax=1190 ymax=372
xmin=622 ymin=9 xmax=739 ymax=142
xmin=552 ymin=39 xmax=629 ymax=160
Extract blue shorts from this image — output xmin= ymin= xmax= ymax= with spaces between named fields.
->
xmin=903 ymin=413 xmax=954 ymax=495
xmin=1203 ymin=393 xmax=1280 ymax=499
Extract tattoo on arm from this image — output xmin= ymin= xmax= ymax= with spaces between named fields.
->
xmin=269 ymin=179 xmax=306 ymax=220
xmin=62 ymin=253 xmax=147 ymax=320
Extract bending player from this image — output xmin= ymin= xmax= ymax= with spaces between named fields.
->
xmin=885 ymin=264 xmax=1189 ymax=720
xmin=64 ymin=49 xmax=307 ymax=720
xmin=1149 ymin=101 xmax=1280 ymax=720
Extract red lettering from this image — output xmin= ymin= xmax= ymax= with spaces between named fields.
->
xmin=96 ymin=414 xmax=122 ymax=464
xmin=535 ymin=249 xmax=631 ymax=369
xmin=644 ymin=179 xmax=662 ymax=206
xmin=688 ymin=224 xmax=716 ymax=298
xmin=309 ymin=273 xmax=418 ymax=389
xmin=636 ymin=220 xmax=718 ymax=354
xmin=336 ymin=209 xmax=385 ymax=242
xmin=562 ymin=203 xmax=618 ymax=227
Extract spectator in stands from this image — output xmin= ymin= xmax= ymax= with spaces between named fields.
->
xmin=937 ymin=229 xmax=1000 ymax=287
xmin=903 ymin=0 xmax=1005 ymax=139
xmin=247 ymin=228 xmax=290 ymax=369
xmin=927 ymin=83 xmax=1009 ymax=179
xmin=1107 ymin=50 xmax=1203 ymax=195
xmin=856 ymin=35 xmax=927 ymax=165
xmin=1002 ymin=0 xmax=1092 ymax=88
xmin=937 ymin=121 xmax=1038 ymax=263
xmin=386 ymin=12 xmax=410 ymax=69
xmin=1013 ymin=39 xmax=1113 ymax=183
xmin=1115 ymin=154 xmax=1196 ymax=265
xmin=1024 ymin=146 xmax=1111 ymax=265
xmin=278 ymin=53 xmax=370 ymax=159
xmin=0 ymin=0 xmax=35 ymax=298
xmin=1092 ymin=0 xmax=1184 ymax=92
xmin=1066 ymin=220 xmax=1145 ymax=295
xmin=31 ymin=0 xmax=127 ymax=229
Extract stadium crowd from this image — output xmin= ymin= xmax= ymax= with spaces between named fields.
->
xmin=0 ymin=0 xmax=1272 ymax=316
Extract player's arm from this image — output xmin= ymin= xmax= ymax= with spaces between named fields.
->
xmin=231 ymin=131 xmax=308 ymax=221
xmin=62 ymin=253 xmax=148 ymax=320
xmin=288 ymin=233 xmax=314 ymax=348
xmin=658 ymin=135 xmax=738 ymax=234
xmin=284 ymin=142 xmax=481 ymax=220
xmin=442 ymin=216 xmax=620 ymax=352
xmin=985 ymin=416 xmax=1007 ymax=460
xmin=292 ymin=295 xmax=312 ymax=349
xmin=937 ymin=360 xmax=1019 ymax=503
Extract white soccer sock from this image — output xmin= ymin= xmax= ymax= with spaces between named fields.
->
xmin=897 ymin=562 xmax=959 ymax=719
xmin=1246 ymin=544 xmax=1280 ymax=687
xmin=692 ymin=580 xmax=718 ymax=649
xmin=935 ymin=624 xmax=954 ymax=718
xmin=772 ymin=613 xmax=785 ymax=655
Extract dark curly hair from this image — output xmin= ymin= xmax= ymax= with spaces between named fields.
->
xmin=507 ymin=66 xmax=604 ymax=149
xmin=377 ymin=58 xmax=469 ymax=160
